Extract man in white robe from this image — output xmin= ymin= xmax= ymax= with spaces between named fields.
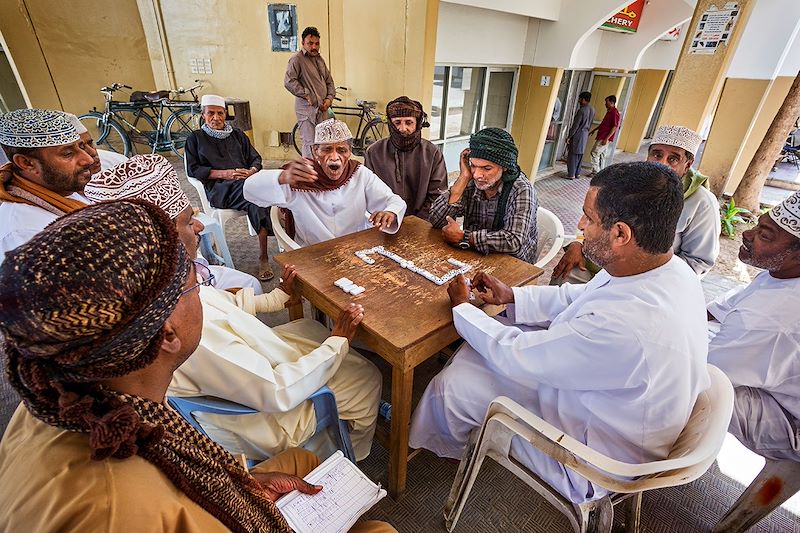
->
xmin=553 ymin=125 xmax=720 ymax=283
xmin=0 ymin=109 xmax=95 ymax=263
xmin=244 ymin=119 xmax=406 ymax=247
xmin=84 ymin=155 xmax=382 ymax=461
xmin=708 ymin=190 xmax=800 ymax=461
xmin=410 ymin=161 xmax=711 ymax=503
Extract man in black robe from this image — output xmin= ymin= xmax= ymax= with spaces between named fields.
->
xmin=185 ymin=94 xmax=274 ymax=280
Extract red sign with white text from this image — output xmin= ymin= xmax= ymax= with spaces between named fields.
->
xmin=601 ymin=0 xmax=645 ymax=33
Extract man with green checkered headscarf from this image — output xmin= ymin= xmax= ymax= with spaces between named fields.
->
xmin=428 ymin=128 xmax=538 ymax=264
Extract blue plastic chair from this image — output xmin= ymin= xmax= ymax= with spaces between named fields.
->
xmin=167 ymin=386 xmax=356 ymax=466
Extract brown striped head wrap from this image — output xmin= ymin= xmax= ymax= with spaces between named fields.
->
xmin=0 ymin=198 xmax=291 ymax=532
xmin=386 ymin=96 xmax=429 ymax=152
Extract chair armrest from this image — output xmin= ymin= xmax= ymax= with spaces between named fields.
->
xmin=487 ymin=396 xmax=712 ymax=479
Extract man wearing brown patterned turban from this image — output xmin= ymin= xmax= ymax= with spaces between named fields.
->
xmin=364 ymin=96 xmax=447 ymax=221
xmin=0 ymin=200 xmax=395 ymax=533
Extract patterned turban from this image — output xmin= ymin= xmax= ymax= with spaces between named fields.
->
xmin=314 ymin=118 xmax=352 ymax=144
xmin=84 ymin=154 xmax=190 ymax=219
xmin=769 ymin=190 xmax=800 ymax=239
xmin=0 ymin=108 xmax=79 ymax=148
xmin=468 ymin=127 xmax=520 ymax=173
xmin=0 ymin=199 xmax=190 ymax=398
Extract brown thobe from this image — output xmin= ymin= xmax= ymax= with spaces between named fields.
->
xmin=364 ymin=138 xmax=447 ymax=221
xmin=284 ymin=50 xmax=336 ymax=157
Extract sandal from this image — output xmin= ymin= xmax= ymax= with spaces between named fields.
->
xmin=259 ymin=261 xmax=274 ymax=282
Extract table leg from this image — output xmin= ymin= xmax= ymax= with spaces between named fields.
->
xmin=388 ymin=364 xmax=414 ymax=499
xmin=287 ymin=302 xmax=304 ymax=321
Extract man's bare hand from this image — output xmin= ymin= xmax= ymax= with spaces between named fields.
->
xmin=458 ymin=148 xmax=473 ymax=181
xmin=442 ymin=216 xmax=465 ymax=244
xmin=550 ymin=241 xmax=586 ymax=282
xmin=331 ymin=303 xmax=364 ymax=342
xmin=321 ymin=98 xmax=332 ymax=112
xmin=251 ymin=471 xmax=322 ymax=502
xmin=279 ymin=159 xmax=318 ymax=187
xmin=448 ymin=274 xmax=471 ymax=307
xmin=279 ymin=264 xmax=300 ymax=305
xmin=369 ymin=211 xmax=396 ymax=230
xmin=471 ymin=272 xmax=514 ymax=305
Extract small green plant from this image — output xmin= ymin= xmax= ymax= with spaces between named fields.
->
xmin=720 ymin=199 xmax=750 ymax=238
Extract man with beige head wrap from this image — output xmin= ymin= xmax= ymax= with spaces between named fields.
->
xmin=708 ymin=190 xmax=800 ymax=461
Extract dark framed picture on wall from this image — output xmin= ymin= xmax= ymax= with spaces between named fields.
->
xmin=268 ymin=4 xmax=298 ymax=52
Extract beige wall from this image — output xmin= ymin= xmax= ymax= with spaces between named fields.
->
xmin=0 ymin=51 xmax=26 ymax=111
xmin=658 ymin=0 xmax=754 ymax=133
xmin=511 ymin=65 xmax=563 ymax=179
xmin=0 ymin=0 xmax=155 ymax=115
xmin=617 ymin=69 xmax=668 ymax=153
xmin=145 ymin=0 xmax=438 ymax=159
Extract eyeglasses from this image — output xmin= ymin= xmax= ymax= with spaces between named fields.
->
xmin=181 ymin=260 xmax=215 ymax=296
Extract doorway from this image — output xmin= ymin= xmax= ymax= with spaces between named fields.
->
xmin=538 ymin=69 xmax=592 ymax=172
xmin=584 ymin=71 xmax=636 ymax=167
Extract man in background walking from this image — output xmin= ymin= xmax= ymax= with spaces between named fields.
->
xmin=588 ymin=94 xmax=621 ymax=176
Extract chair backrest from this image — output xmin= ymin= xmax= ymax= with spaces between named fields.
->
xmin=535 ymin=207 xmax=565 ymax=268
xmin=270 ymin=206 xmax=301 ymax=252
xmin=184 ymin=156 xmax=213 ymax=214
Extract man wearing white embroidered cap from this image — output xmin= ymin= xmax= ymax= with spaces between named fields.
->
xmin=65 ymin=113 xmax=128 ymax=174
xmin=244 ymin=118 xmax=406 ymax=247
xmin=0 ymin=109 xmax=93 ymax=263
xmin=553 ymin=124 xmax=721 ymax=283
xmin=708 ymin=190 xmax=800 ymax=461
xmin=185 ymin=94 xmax=274 ymax=280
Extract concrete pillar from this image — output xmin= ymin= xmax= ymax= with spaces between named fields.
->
xmin=510 ymin=66 xmax=563 ymax=179
xmin=617 ymin=69 xmax=668 ymax=153
xmin=658 ymin=0 xmax=755 ymax=133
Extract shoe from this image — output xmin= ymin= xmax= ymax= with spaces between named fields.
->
xmin=259 ymin=261 xmax=274 ymax=281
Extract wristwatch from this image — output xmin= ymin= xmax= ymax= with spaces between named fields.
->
xmin=457 ymin=231 xmax=471 ymax=250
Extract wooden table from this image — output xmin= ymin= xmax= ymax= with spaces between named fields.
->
xmin=275 ymin=216 xmax=542 ymax=498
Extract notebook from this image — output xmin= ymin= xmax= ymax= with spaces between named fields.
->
xmin=276 ymin=450 xmax=386 ymax=533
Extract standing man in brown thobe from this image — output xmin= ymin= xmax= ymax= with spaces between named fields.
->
xmin=285 ymin=26 xmax=336 ymax=158
xmin=364 ymin=96 xmax=447 ymax=221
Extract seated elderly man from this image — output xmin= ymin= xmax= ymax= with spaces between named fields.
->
xmin=85 ymin=156 xmax=382 ymax=461
xmin=0 ymin=108 xmax=94 ymax=262
xmin=410 ymin=162 xmax=710 ymax=504
xmin=428 ymin=128 xmax=538 ymax=263
xmin=364 ymin=96 xmax=447 ymax=220
xmin=0 ymin=200 xmax=394 ymax=533
xmin=84 ymin=154 xmax=262 ymax=293
xmin=707 ymin=190 xmax=800 ymax=462
xmin=553 ymin=125 xmax=720 ymax=283
xmin=244 ymin=118 xmax=406 ymax=246
xmin=185 ymin=94 xmax=274 ymax=280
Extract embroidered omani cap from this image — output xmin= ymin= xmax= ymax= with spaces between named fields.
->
xmin=651 ymin=125 xmax=703 ymax=157
xmin=84 ymin=154 xmax=190 ymax=219
xmin=0 ymin=109 xmax=79 ymax=148
xmin=769 ymin=190 xmax=800 ymax=239
xmin=314 ymin=119 xmax=353 ymax=145
xmin=200 ymin=94 xmax=226 ymax=108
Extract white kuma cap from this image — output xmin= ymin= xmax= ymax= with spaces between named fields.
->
xmin=314 ymin=119 xmax=353 ymax=145
xmin=651 ymin=125 xmax=703 ymax=157
xmin=769 ymin=190 xmax=800 ymax=239
xmin=200 ymin=94 xmax=226 ymax=108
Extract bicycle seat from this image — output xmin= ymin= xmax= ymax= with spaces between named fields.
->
xmin=356 ymin=99 xmax=378 ymax=109
xmin=130 ymin=90 xmax=170 ymax=103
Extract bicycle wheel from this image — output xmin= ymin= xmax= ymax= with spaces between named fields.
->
xmin=357 ymin=118 xmax=386 ymax=156
xmin=165 ymin=108 xmax=201 ymax=157
xmin=114 ymin=108 xmax=157 ymax=155
xmin=292 ymin=122 xmax=302 ymax=155
xmin=78 ymin=112 xmax=132 ymax=157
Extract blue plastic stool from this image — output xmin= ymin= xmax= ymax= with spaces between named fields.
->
xmin=167 ymin=386 xmax=356 ymax=466
xmin=195 ymin=212 xmax=235 ymax=269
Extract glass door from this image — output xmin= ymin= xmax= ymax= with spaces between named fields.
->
xmin=587 ymin=71 xmax=636 ymax=166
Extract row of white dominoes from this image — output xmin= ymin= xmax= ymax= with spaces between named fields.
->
xmin=334 ymin=277 xmax=365 ymax=296
xmin=353 ymin=247 xmax=473 ymax=286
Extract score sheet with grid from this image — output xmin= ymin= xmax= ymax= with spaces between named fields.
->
xmin=276 ymin=451 xmax=386 ymax=533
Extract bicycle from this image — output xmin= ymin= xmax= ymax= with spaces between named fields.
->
xmin=79 ymin=81 xmax=203 ymax=158
xmin=292 ymin=87 xmax=385 ymax=157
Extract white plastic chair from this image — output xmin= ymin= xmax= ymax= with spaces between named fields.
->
xmin=184 ymin=156 xmax=256 ymax=238
xmin=444 ymin=365 xmax=734 ymax=533
xmin=270 ymin=206 xmax=300 ymax=252
xmin=535 ymin=207 xmax=565 ymax=268
xmin=713 ymin=458 xmax=800 ymax=532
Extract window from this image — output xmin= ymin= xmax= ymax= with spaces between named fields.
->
xmin=430 ymin=65 xmax=517 ymax=172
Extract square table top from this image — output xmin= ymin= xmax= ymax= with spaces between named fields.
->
xmin=275 ymin=216 xmax=542 ymax=360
